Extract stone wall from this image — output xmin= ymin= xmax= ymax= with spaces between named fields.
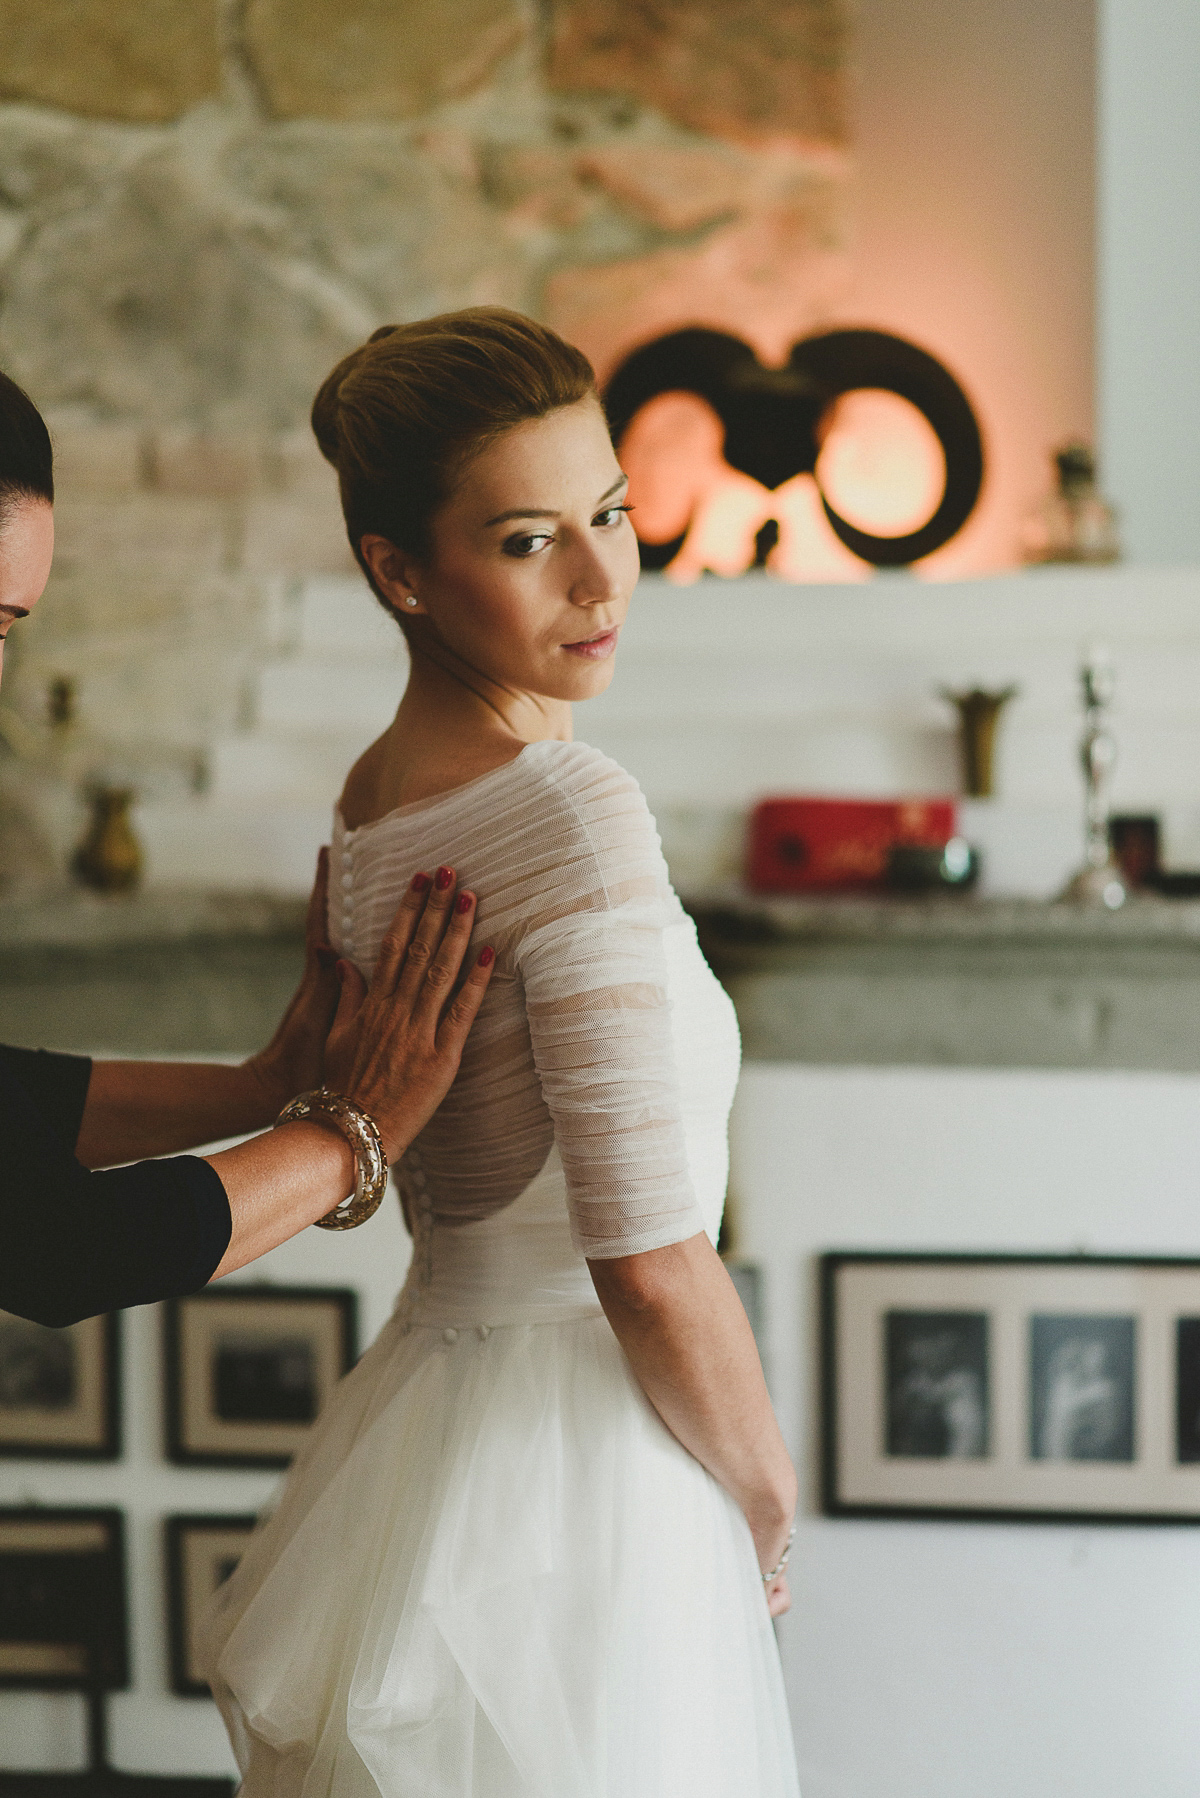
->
xmin=0 ymin=0 xmax=850 ymax=881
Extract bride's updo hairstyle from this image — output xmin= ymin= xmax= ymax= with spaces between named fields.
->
xmin=312 ymin=307 xmax=597 ymax=616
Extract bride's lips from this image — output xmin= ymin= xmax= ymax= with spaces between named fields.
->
xmin=562 ymin=626 xmax=619 ymax=661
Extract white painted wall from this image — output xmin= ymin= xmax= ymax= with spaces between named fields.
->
xmin=734 ymin=1063 xmax=1200 ymax=1798
xmin=138 ymin=564 xmax=1200 ymax=900
xmin=1097 ymin=0 xmax=1200 ymax=564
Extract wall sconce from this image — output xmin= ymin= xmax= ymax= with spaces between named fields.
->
xmin=605 ymin=327 xmax=984 ymax=582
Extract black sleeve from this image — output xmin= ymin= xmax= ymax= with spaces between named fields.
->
xmin=0 ymin=1045 xmax=93 ymax=1148
xmin=0 ymin=1050 xmax=233 ymax=1329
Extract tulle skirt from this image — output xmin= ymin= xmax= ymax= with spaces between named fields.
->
xmin=201 ymin=1174 xmax=800 ymax=1797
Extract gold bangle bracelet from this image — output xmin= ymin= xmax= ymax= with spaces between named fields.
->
xmin=275 ymin=1088 xmax=389 ymax=1230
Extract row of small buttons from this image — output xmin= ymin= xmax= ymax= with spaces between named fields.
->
xmin=340 ymin=840 xmax=355 ymax=959
xmin=442 ymin=1326 xmax=493 ymax=1343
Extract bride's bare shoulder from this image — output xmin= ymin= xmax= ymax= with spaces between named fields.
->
xmin=338 ymin=732 xmax=528 ymax=829
xmin=337 ymin=736 xmax=390 ymax=830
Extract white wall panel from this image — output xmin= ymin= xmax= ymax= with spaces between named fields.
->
xmin=733 ymin=1063 xmax=1200 ymax=1798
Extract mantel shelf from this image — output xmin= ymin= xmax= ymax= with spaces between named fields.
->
xmin=685 ymin=888 xmax=1200 ymax=1073
xmin=683 ymin=888 xmax=1200 ymax=948
xmin=5 ymin=884 xmax=1200 ymax=957
xmin=4 ymin=883 xmax=1200 ymax=1071
xmin=0 ymin=888 xmax=307 ymax=954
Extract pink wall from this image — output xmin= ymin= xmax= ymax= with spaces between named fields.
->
xmin=847 ymin=0 xmax=1096 ymax=575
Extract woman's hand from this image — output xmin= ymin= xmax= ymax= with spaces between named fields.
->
xmin=751 ymin=1509 xmax=795 ymax=1619
xmin=206 ymin=866 xmax=494 ymax=1277
xmin=323 ymin=865 xmax=495 ymax=1162
xmin=79 ymin=856 xmax=492 ymax=1187
xmin=764 ymin=1574 xmax=791 ymax=1620
xmin=242 ymin=848 xmax=341 ymax=1113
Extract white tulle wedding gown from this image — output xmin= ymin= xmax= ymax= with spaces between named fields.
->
xmin=201 ymin=739 xmax=800 ymax=1797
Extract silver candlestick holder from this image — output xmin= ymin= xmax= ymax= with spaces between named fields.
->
xmin=1059 ymin=642 xmax=1126 ymax=908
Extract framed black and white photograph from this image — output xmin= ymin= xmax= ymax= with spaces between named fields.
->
xmin=823 ymin=1252 xmax=1200 ymax=1523
xmin=0 ymin=1508 xmax=127 ymax=1689
xmin=165 ymin=1285 xmax=357 ymax=1468
xmin=884 ymin=1307 xmax=989 ymax=1460
xmin=0 ymin=1308 xmax=120 ymax=1460
xmin=165 ymin=1514 xmax=258 ymax=1696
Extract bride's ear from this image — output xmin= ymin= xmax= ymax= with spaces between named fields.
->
xmin=360 ymin=535 xmax=425 ymax=614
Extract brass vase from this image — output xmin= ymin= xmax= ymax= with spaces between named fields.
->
xmin=941 ymin=686 xmax=1018 ymax=798
xmin=72 ymin=786 xmax=142 ymax=893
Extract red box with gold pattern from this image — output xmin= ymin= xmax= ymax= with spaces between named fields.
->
xmin=747 ymin=796 xmax=958 ymax=893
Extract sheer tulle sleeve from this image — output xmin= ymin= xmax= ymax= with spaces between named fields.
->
xmin=515 ymin=748 xmax=707 ymax=1260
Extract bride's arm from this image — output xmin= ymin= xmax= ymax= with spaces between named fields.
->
xmin=589 ymin=1235 xmax=797 ymax=1618
xmin=516 ymin=751 xmax=797 ymax=1614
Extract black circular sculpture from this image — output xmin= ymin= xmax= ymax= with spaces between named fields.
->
xmin=603 ymin=326 xmax=984 ymax=570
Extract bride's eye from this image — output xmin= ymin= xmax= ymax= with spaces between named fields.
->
xmin=502 ymin=530 xmax=555 ymax=559
xmin=593 ymin=504 xmax=634 ymax=529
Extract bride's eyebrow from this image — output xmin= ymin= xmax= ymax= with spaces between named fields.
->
xmin=483 ymin=474 xmax=628 ymax=529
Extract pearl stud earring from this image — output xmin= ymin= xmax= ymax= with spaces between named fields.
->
xmin=405 ymin=595 xmax=418 ymax=608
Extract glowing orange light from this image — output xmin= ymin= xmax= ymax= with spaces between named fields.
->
xmin=767 ymin=474 xmax=869 ymax=583
xmin=617 ymin=390 xmax=727 ymax=544
xmin=620 ymin=388 xmax=867 ymax=583
xmin=814 ymin=388 xmax=946 ymax=537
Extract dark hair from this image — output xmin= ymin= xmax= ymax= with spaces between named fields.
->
xmin=311 ymin=307 xmax=596 ymax=610
xmin=0 ymin=369 xmax=53 ymax=523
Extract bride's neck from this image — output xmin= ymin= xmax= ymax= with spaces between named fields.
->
xmin=400 ymin=637 xmax=573 ymax=750
xmin=340 ymin=634 xmax=572 ymax=826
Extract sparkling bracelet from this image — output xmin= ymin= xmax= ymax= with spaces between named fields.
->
xmin=761 ymin=1524 xmax=796 ymax=1585
xmin=275 ymin=1088 xmax=389 ymax=1230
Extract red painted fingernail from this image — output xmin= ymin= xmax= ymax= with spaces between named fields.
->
xmin=411 ymin=872 xmax=430 ymax=893
xmin=435 ymin=865 xmax=454 ymax=890
xmin=456 ymin=890 xmax=473 ymax=913
xmin=478 ymin=945 xmax=494 ymax=967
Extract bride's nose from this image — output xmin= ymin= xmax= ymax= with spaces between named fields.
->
xmin=566 ymin=536 xmax=626 ymax=607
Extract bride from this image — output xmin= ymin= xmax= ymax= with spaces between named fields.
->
xmin=202 ymin=308 xmax=800 ymax=1797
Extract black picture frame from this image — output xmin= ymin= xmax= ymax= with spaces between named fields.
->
xmin=164 ymin=1285 xmax=357 ymax=1469
xmin=822 ymin=1251 xmax=1200 ymax=1525
xmin=0 ymin=1309 xmax=120 ymax=1461
xmin=165 ymin=1514 xmax=258 ymax=1698
xmin=0 ymin=1507 xmax=128 ymax=1690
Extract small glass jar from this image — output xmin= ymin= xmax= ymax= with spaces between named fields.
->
xmin=1022 ymin=443 xmax=1120 ymax=566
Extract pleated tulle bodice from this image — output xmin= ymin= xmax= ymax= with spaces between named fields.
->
xmin=394 ymin=1148 xmax=601 ymax=1331
xmin=329 ymin=740 xmax=741 ymax=1270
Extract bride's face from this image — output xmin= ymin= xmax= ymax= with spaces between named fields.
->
xmin=364 ymin=396 xmax=640 ymax=702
